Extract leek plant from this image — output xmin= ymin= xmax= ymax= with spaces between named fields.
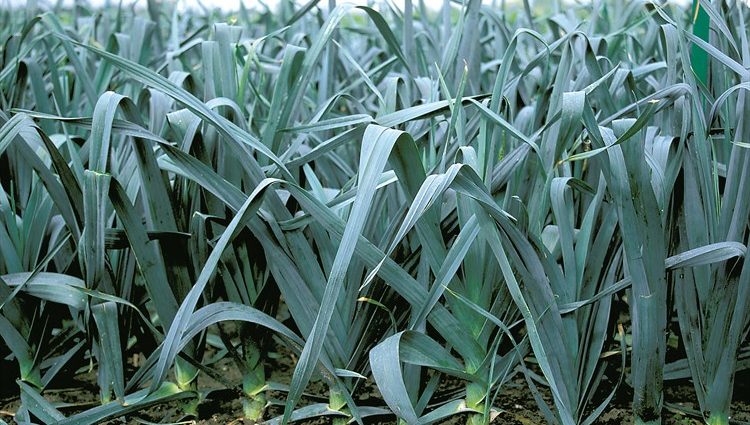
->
xmin=0 ymin=0 xmax=748 ymax=424
xmin=661 ymin=1 xmax=750 ymax=424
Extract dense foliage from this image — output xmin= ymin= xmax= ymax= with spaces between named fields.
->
xmin=0 ymin=0 xmax=749 ymax=424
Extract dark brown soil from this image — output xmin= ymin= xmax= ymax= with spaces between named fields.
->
xmin=2 ymin=345 xmax=749 ymax=425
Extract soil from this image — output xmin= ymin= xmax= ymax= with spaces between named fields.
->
xmin=1 ymin=342 xmax=749 ymax=424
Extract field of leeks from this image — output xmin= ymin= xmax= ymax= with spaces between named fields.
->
xmin=0 ymin=0 xmax=749 ymax=424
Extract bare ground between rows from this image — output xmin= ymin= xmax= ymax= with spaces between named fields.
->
xmin=2 ymin=348 xmax=749 ymax=425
